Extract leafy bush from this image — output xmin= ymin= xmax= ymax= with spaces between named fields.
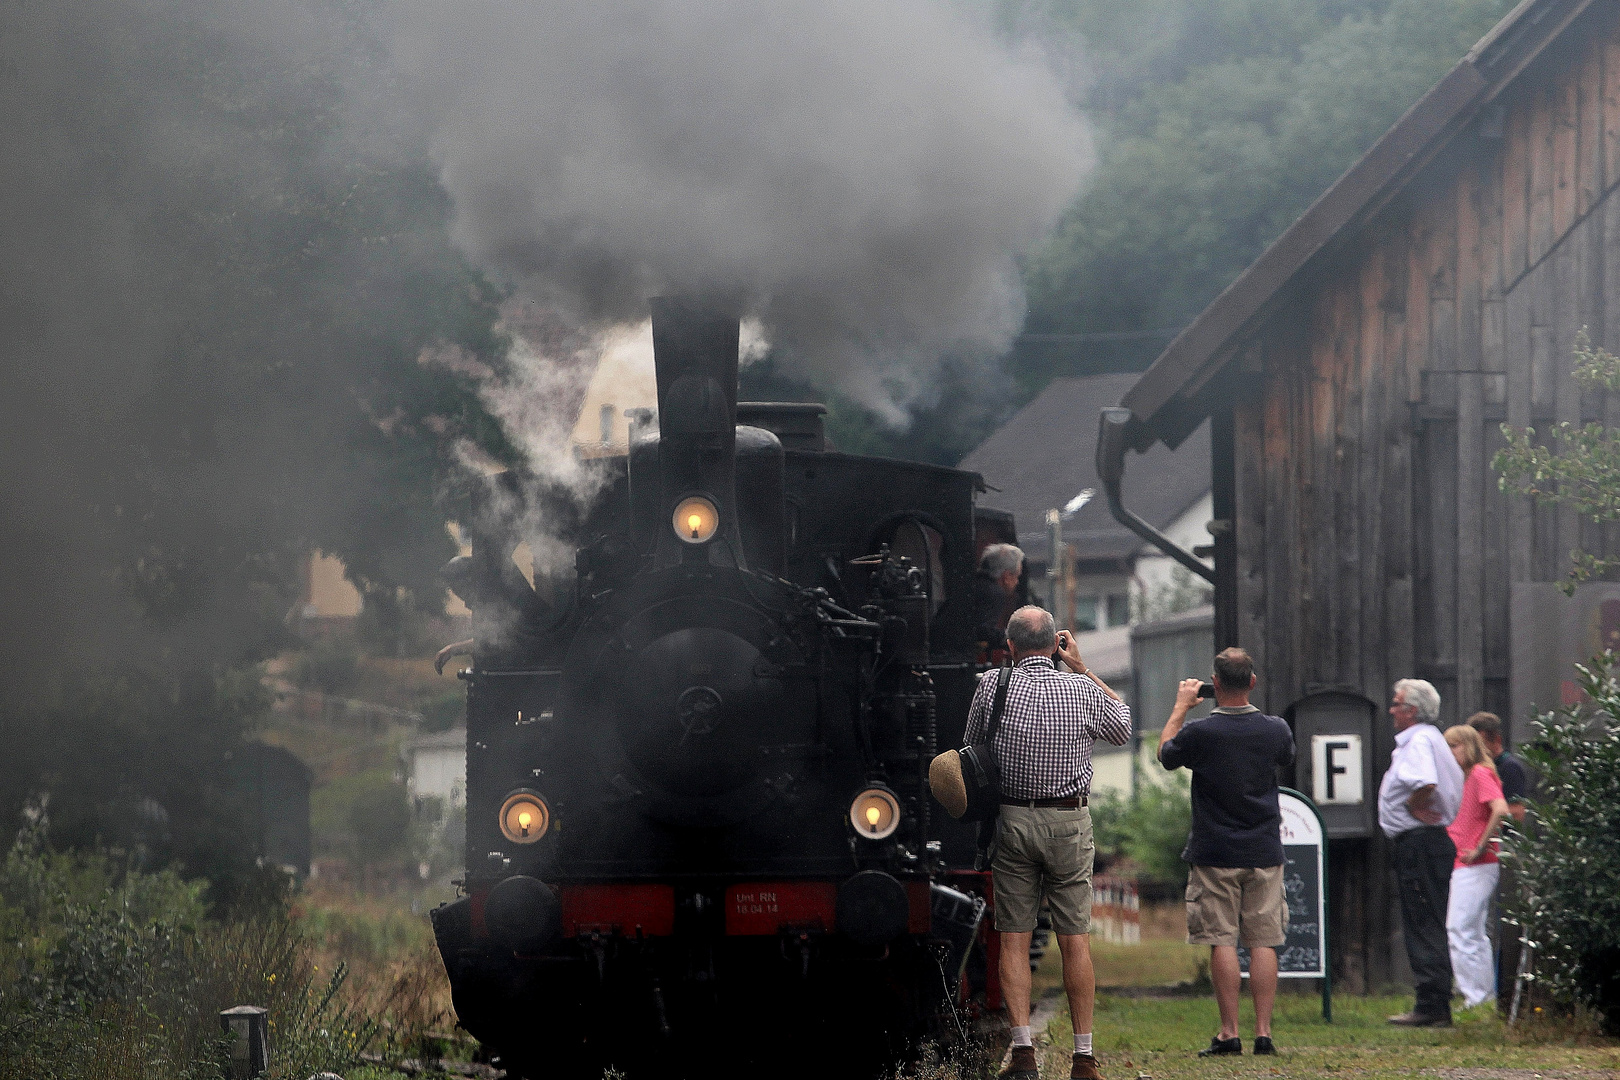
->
xmin=1502 ymin=654 xmax=1620 ymax=1033
xmin=311 ymin=769 xmax=417 ymax=869
xmin=0 ymin=831 xmax=378 ymax=1080
xmin=1090 ymin=769 xmax=1193 ymax=890
xmin=418 ymin=690 xmax=465 ymax=734
xmin=1 ymin=665 xmax=281 ymax=914
xmin=291 ymin=640 xmax=361 ymax=697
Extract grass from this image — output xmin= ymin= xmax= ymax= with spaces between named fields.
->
xmin=1090 ymin=939 xmax=1207 ymax=989
xmin=293 ymin=882 xmax=469 ymax=1064
xmin=1012 ymin=902 xmax=1620 ymax=1079
xmin=1022 ymin=988 xmax=1620 ymax=1079
xmin=1034 ymin=905 xmax=1206 ymax=992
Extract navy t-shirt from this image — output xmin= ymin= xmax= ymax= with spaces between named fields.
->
xmin=1159 ymin=707 xmax=1296 ymax=868
xmin=1496 ymin=751 xmax=1531 ymax=804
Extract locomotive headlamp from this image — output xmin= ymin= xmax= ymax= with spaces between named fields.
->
xmin=672 ymin=496 xmax=719 ymax=544
xmin=499 ymin=790 xmax=550 ymax=844
xmin=849 ymin=786 xmax=901 ymax=840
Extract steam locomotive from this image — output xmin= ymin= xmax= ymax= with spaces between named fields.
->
xmin=431 ymin=298 xmax=1020 ymax=1078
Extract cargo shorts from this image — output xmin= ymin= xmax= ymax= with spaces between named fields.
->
xmin=991 ymin=805 xmax=1093 ymax=936
xmin=1184 ymin=863 xmax=1288 ymax=947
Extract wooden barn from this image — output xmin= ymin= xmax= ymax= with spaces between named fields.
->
xmin=1106 ymin=0 xmax=1620 ymax=992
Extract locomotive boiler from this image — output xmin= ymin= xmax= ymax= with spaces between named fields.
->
xmin=431 ymin=298 xmax=1017 ymax=1078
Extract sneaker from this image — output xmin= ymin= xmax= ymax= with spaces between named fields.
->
xmin=1386 ymin=1011 xmax=1452 ymax=1028
xmin=1252 ymin=1036 xmax=1275 ymax=1055
xmin=1197 ymin=1036 xmax=1242 ymax=1057
xmin=1070 ymin=1051 xmax=1103 ymax=1080
xmin=1000 ymin=1045 xmax=1039 ymax=1080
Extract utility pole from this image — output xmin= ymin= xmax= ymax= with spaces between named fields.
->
xmin=1046 ymin=508 xmax=1066 ymax=629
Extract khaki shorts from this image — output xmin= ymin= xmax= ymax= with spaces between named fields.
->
xmin=1185 ymin=863 xmax=1288 ymax=947
xmin=991 ymin=805 xmax=1093 ymax=936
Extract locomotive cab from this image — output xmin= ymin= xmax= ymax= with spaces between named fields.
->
xmin=432 ymin=298 xmax=1001 ymax=1078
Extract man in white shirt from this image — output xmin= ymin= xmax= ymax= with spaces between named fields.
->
xmin=1378 ymin=678 xmax=1465 ymax=1027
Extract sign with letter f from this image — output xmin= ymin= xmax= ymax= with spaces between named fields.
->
xmin=1310 ymin=734 xmax=1363 ymax=805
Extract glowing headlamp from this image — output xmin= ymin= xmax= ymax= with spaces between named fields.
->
xmin=499 ymin=790 xmax=550 ymax=844
xmin=672 ymin=496 xmax=719 ymax=544
xmin=849 ymin=786 xmax=901 ymax=840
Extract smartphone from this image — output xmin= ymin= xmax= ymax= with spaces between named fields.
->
xmin=1197 ymin=682 xmax=1216 ymax=699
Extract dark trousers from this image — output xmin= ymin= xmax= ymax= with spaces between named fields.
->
xmin=1393 ymin=825 xmax=1456 ymax=1018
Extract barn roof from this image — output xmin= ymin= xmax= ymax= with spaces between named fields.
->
xmin=958 ymin=373 xmax=1210 ymax=563
xmin=1121 ymin=0 xmax=1597 ymax=448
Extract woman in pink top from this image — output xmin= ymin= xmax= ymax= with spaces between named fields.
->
xmin=1443 ymin=724 xmax=1510 ymax=1008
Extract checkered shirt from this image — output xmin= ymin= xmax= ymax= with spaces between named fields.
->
xmin=962 ymin=656 xmax=1132 ymax=800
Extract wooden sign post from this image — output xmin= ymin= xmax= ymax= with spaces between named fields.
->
xmin=1239 ymin=788 xmax=1330 ymax=1021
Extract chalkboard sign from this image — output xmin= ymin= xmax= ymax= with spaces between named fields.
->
xmin=1239 ymin=789 xmax=1328 ymax=980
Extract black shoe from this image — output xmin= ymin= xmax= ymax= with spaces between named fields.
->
xmin=1252 ymin=1036 xmax=1275 ymax=1055
xmin=1386 ymin=1011 xmax=1452 ymax=1028
xmin=1197 ymin=1036 xmax=1241 ymax=1057
xmin=1000 ymin=1045 xmax=1039 ymax=1080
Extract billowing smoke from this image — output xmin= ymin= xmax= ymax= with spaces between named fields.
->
xmin=0 ymin=0 xmax=502 ymax=872
xmin=385 ymin=1 xmax=1093 ymax=424
xmin=0 ymin=0 xmax=1091 ymax=870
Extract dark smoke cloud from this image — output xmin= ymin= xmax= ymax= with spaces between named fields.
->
xmin=384 ymin=1 xmax=1093 ymax=423
xmin=0 ymin=0 xmax=499 ymax=867
xmin=0 ymin=0 xmax=491 ymax=663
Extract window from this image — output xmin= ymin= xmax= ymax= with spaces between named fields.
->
xmin=1106 ymin=593 xmax=1131 ymax=628
xmin=1074 ymin=596 xmax=1099 ymax=632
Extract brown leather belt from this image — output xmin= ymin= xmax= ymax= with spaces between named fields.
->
xmin=1000 ymin=796 xmax=1086 ymax=808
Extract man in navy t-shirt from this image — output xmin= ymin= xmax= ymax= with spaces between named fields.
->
xmin=1158 ymin=647 xmax=1295 ymax=1058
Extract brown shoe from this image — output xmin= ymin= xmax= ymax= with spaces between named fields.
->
xmin=1000 ymin=1045 xmax=1039 ymax=1080
xmin=1070 ymin=1051 xmax=1104 ymax=1079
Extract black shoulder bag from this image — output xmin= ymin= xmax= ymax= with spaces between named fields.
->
xmin=958 ymin=664 xmax=1012 ymax=824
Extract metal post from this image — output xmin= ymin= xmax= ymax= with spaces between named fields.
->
xmin=1321 ymin=833 xmax=1332 ymax=1022
xmin=1046 ymin=509 xmax=1066 ymax=628
xmin=220 ymin=1005 xmax=269 ymax=1079
xmin=1509 ymin=941 xmax=1533 ymax=1024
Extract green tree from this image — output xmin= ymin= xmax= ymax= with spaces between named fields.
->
xmin=1494 ymin=338 xmax=1620 ymax=1026
xmin=1016 ymin=0 xmax=1517 ymax=335
xmin=1495 ymin=331 xmax=1620 ymax=591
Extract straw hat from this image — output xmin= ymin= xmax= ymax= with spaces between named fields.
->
xmin=929 ymin=749 xmax=968 ymax=820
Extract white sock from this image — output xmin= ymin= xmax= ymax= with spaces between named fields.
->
xmin=1011 ymin=1026 xmax=1033 ymax=1048
xmin=1074 ymin=1033 xmax=1092 ymax=1056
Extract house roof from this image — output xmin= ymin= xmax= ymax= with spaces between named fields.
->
xmin=958 ymin=373 xmax=1210 ymax=563
xmin=1121 ymin=0 xmax=1596 ymax=448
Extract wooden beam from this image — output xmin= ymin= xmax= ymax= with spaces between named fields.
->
xmin=1505 ymin=97 xmax=1532 ymax=281
xmin=1581 ymin=38 xmax=1606 ymax=217
xmin=1531 ymin=85 xmax=1557 ymax=264
xmin=1554 ymin=66 xmax=1580 ymax=241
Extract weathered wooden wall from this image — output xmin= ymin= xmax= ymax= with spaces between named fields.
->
xmin=1229 ymin=13 xmax=1620 ymax=990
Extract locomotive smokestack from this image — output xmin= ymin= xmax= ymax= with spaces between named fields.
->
xmin=646 ymin=296 xmax=745 ymax=568
xmin=650 ymin=297 xmax=739 ymax=448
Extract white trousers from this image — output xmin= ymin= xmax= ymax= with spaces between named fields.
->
xmin=1446 ymin=860 xmax=1500 ymax=1008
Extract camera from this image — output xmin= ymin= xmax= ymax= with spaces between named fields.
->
xmin=1197 ymin=682 xmax=1216 ymax=699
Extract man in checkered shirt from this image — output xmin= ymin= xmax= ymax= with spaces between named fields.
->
xmin=963 ymin=606 xmax=1130 ymax=1080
